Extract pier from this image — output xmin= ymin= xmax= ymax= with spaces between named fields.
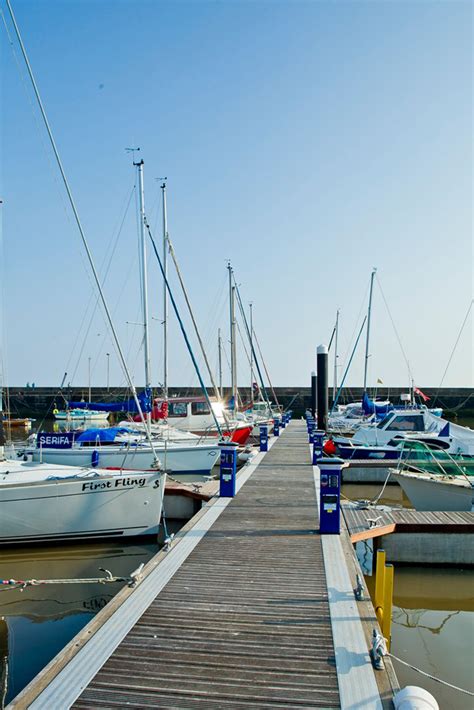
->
xmin=343 ymin=504 xmax=474 ymax=565
xmin=8 ymin=421 xmax=398 ymax=709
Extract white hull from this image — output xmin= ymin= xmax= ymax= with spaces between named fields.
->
xmin=54 ymin=412 xmax=110 ymax=421
xmin=0 ymin=461 xmax=165 ymax=544
xmin=28 ymin=443 xmax=219 ymax=474
xmin=391 ymin=471 xmax=474 ymax=512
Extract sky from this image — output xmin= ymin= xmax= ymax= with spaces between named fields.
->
xmin=0 ymin=0 xmax=472 ymax=391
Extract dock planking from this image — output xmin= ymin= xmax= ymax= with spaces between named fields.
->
xmin=72 ymin=425 xmax=340 ymax=708
xmin=343 ymin=504 xmax=474 ymax=542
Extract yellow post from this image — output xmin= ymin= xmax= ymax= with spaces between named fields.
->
xmin=374 ymin=549 xmax=386 ymax=625
xmin=382 ymin=563 xmax=394 ymax=651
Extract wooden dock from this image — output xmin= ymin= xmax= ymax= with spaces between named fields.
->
xmin=343 ymin=504 xmax=474 ymax=543
xmin=9 ymin=422 xmax=397 ymax=709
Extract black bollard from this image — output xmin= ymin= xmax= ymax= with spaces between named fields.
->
xmin=311 ymin=370 xmax=317 ymax=419
xmin=317 ymin=344 xmax=328 ymax=432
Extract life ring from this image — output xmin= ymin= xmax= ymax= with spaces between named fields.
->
xmin=53 ymin=408 xmax=59 ymax=415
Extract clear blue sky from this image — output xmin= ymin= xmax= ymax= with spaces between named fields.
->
xmin=1 ymin=0 xmax=472 ymax=391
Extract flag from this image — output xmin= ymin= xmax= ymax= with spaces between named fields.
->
xmin=377 ymin=378 xmax=383 ymax=384
xmin=414 ymin=386 xmax=430 ymax=402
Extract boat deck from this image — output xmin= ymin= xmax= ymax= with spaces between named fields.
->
xmin=9 ymin=422 xmax=396 ymax=710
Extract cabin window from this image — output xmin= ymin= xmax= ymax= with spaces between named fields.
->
xmin=191 ymin=401 xmax=211 ymax=416
xmin=385 ymin=415 xmax=424 ymax=431
xmin=168 ymin=402 xmax=187 ymax=417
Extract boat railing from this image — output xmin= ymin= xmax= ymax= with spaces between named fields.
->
xmin=397 ymin=438 xmax=472 ymax=485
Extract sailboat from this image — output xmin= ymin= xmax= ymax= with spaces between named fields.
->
xmin=28 ymin=161 xmax=221 ymax=479
xmin=0 ymin=2 xmax=166 ymax=543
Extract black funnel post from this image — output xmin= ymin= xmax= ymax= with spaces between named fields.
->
xmin=317 ymin=344 xmax=328 ymax=431
xmin=311 ymin=371 xmax=317 ymax=418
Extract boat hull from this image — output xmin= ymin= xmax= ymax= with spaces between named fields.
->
xmin=28 ymin=443 xmax=220 ymax=475
xmin=0 ymin=471 xmax=164 ymax=545
xmin=391 ymin=471 xmax=474 ymax=512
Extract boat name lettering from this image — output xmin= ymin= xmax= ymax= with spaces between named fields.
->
xmin=82 ymin=477 xmax=147 ymax=492
xmin=37 ymin=432 xmax=75 ymax=449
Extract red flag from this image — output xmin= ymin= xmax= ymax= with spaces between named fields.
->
xmin=414 ymin=387 xmax=430 ymax=402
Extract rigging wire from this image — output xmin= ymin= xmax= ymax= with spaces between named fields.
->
xmin=340 ymin=279 xmax=370 ymax=376
xmin=433 ymin=299 xmax=473 ymax=404
xmin=144 ymin=220 xmax=223 ymax=436
xmin=252 ymin=328 xmax=281 ymax=410
xmin=375 ymin=274 xmax=413 ymax=383
xmin=5 ymin=0 xmax=158 ymax=448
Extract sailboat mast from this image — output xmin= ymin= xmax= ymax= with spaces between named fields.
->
xmin=136 ymin=160 xmax=152 ymax=409
xmin=363 ymin=268 xmax=376 ymax=392
xmin=218 ymin=328 xmax=223 ymax=398
xmin=228 ymin=262 xmax=237 ymax=410
xmin=249 ymin=302 xmax=254 ymax=404
xmin=333 ymin=309 xmax=339 ymax=401
xmin=161 ymin=182 xmax=168 ymax=400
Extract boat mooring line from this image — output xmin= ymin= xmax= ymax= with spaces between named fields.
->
xmin=312 ymin=457 xmax=383 ymax=710
xmin=14 ymin=433 xmax=281 ymax=710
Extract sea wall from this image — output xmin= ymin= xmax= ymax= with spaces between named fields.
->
xmin=5 ymin=386 xmax=473 ymax=418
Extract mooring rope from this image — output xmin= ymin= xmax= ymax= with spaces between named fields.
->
xmin=387 ymin=651 xmax=474 ymax=697
xmin=0 ymin=565 xmax=144 ymax=592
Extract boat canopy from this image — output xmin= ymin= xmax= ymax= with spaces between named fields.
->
xmin=76 ymin=427 xmax=134 ymax=443
xmin=362 ymin=392 xmax=393 ymax=417
xmin=68 ymin=388 xmax=152 ymax=413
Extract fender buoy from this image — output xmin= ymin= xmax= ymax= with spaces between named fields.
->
xmin=91 ymin=450 xmax=100 ymax=468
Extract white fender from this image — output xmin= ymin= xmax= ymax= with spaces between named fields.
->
xmin=394 ymin=686 xmax=439 ymax=710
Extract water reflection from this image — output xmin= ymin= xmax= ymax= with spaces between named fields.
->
xmin=365 ymin=567 xmax=474 ymax=709
xmin=0 ymin=539 xmax=158 ymax=706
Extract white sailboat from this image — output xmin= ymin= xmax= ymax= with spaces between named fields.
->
xmin=1 ymin=2 xmax=167 ymax=544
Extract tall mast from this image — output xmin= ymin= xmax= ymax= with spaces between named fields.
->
xmin=249 ymin=302 xmax=254 ymax=404
xmin=136 ymin=160 xmax=151 ymax=416
xmin=228 ymin=262 xmax=237 ymax=410
xmin=161 ymin=182 xmax=168 ymax=400
xmin=363 ymin=268 xmax=377 ymax=392
xmin=218 ymin=328 xmax=223 ymax=398
xmin=333 ymin=309 xmax=339 ymax=401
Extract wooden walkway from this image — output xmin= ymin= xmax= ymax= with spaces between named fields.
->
xmin=74 ymin=425 xmax=340 ymax=709
xmin=10 ymin=422 xmax=394 ymax=709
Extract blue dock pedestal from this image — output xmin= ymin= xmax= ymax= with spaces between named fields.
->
xmin=259 ymin=424 xmax=269 ymax=452
xmin=312 ymin=429 xmax=325 ymax=465
xmin=219 ymin=442 xmax=238 ymax=497
xmin=273 ymin=418 xmax=280 ymax=437
xmin=281 ymin=417 xmax=286 ymax=429
xmin=319 ymin=457 xmax=344 ymax=535
xmin=308 ymin=427 xmax=315 ymax=444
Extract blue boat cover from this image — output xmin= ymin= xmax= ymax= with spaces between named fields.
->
xmin=68 ymin=388 xmax=152 ymax=413
xmin=76 ymin=427 xmax=133 ymax=443
xmin=362 ymin=392 xmax=393 ymax=417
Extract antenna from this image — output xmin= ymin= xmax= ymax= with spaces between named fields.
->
xmin=125 ymin=146 xmax=141 ymax=164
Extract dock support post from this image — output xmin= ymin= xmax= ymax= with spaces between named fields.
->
xmin=374 ymin=549 xmax=386 ymax=625
xmin=382 ymin=564 xmax=394 ymax=650
xmin=317 ymin=345 xmax=328 ymax=431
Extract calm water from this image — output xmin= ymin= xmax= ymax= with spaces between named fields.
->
xmin=365 ymin=567 xmax=474 ymax=709
xmin=0 ymin=535 xmax=179 ymax=706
